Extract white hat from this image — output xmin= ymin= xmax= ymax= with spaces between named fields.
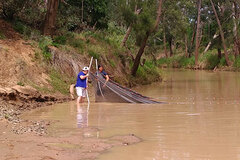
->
xmin=82 ymin=66 xmax=89 ymax=71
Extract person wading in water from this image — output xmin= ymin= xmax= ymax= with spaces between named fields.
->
xmin=76 ymin=67 xmax=89 ymax=104
xmin=98 ymin=65 xmax=109 ymax=87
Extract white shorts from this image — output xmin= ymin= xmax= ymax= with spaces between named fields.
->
xmin=76 ymin=87 xmax=87 ymax=97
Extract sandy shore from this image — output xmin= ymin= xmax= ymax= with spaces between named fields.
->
xmin=0 ymin=100 xmax=141 ymax=160
xmin=0 ymin=121 xmax=140 ymax=160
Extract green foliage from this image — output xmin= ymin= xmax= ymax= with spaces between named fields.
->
xmin=0 ymin=0 xmax=28 ymax=20
xmin=219 ymin=57 xmax=227 ymax=67
xmin=13 ymin=21 xmax=41 ymax=40
xmin=17 ymin=81 xmax=24 ymax=86
xmin=88 ymin=50 xmax=100 ymax=59
xmin=68 ymin=39 xmax=84 ymax=51
xmin=157 ymin=55 xmax=195 ymax=68
xmin=178 ymin=56 xmax=195 ymax=68
xmin=49 ymin=70 xmax=70 ymax=95
xmin=13 ymin=21 xmax=29 ymax=34
xmin=206 ymin=54 xmax=219 ymax=69
xmin=109 ymin=60 xmax=116 ymax=67
xmin=135 ymin=60 xmax=161 ymax=84
xmin=0 ymin=31 xmax=6 ymax=39
xmin=53 ymin=36 xmax=67 ymax=45
xmin=234 ymin=57 xmax=240 ymax=68
xmin=59 ymin=0 xmax=109 ymax=30
xmin=157 ymin=58 xmax=171 ymax=66
xmin=38 ymin=36 xmax=53 ymax=60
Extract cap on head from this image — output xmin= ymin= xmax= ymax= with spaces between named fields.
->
xmin=82 ymin=66 xmax=89 ymax=71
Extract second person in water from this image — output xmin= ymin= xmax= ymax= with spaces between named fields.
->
xmin=97 ymin=65 xmax=109 ymax=87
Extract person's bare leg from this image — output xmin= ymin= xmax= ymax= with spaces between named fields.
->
xmin=80 ymin=97 xmax=85 ymax=103
xmin=77 ymin=96 xmax=81 ymax=104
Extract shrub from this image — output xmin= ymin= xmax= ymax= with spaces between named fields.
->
xmin=109 ymin=60 xmax=116 ymax=67
xmin=38 ymin=36 xmax=53 ymax=60
xmin=53 ymin=36 xmax=67 ymax=45
xmin=206 ymin=54 xmax=219 ymax=69
xmin=157 ymin=58 xmax=171 ymax=66
xmin=13 ymin=21 xmax=28 ymax=34
xmin=88 ymin=50 xmax=100 ymax=59
xmin=68 ymin=37 xmax=84 ymax=52
xmin=234 ymin=57 xmax=240 ymax=68
xmin=178 ymin=56 xmax=195 ymax=68
xmin=17 ymin=81 xmax=24 ymax=86
xmin=135 ymin=60 xmax=161 ymax=84
xmin=0 ymin=31 xmax=6 ymax=39
xmin=219 ymin=57 xmax=227 ymax=67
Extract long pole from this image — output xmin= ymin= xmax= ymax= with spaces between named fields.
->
xmin=95 ymin=59 xmax=104 ymax=97
xmin=86 ymin=57 xmax=93 ymax=104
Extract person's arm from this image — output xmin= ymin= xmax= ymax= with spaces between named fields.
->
xmin=103 ymin=73 xmax=109 ymax=87
xmin=105 ymin=75 xmax=109 ymax=82
xmin=80 ymin=74 xmax=88 ymax=80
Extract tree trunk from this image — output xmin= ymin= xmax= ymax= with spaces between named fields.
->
xmin=131 ymin=35 xmax=149 ymax=76
xmin=131 ymin=0 xmax=163 ymax=76
xmin=122 ymin=25 xmax=132 ymax=47
xmin=232 ymin=2 xmax=240 ymax=57
xmin=43 ymin=0 xmax=59 ymax=36
xmin=164 ymin=31 xmax=168 ymax=58
xmin=204 ymin=33 xmax=218 ymax=53
xmin=169 ymin=39 xmax=173 ymax=57
xmin=198 ymin=22 xmax=204 ymax=46
xmin=195 ymin=0 xmax=201 ymax=66
xmin=190 ymin=21 xmax=197 ymax=50
xmin=210 ymin=0 xmax=231 ymax=66
xmin=121 ymin=8 xmax=142 ymax=47
xmin=81 ymin=0 xmax=84 ymax=22
xmin=218 ymin=48 xmax=222 ymax=59
xmin=185 ymin=34 xmax=188 ymax=57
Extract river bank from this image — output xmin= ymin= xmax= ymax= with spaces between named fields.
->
xmin=157 ymin=53 xmax=240 ymax=72
xmin=0 ymin=116 xmax=141 ymax=160
xmin=0 ymin=96 xmax=141 ymax=160
xmin=0 ymin=85 xmax=142 ymax=160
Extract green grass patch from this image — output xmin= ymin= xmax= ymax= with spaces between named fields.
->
xmin=234 ymin=56 xmax=240 ymax=68
xmin=178 ymin=56 xmax=195 ymax=68
xmin=0 ymin=31 xmax=6 ymax=39
xmin=109 ymin=59 xmax=116 ymax=67
xmin=133 ymin=60 xmax=162 ymax=85
xmin=38 ymin=36 xmax=53 ymax=60
xmin=49 ymin=70 xmax=70 ymax=95
xmin=17 ymin=81 xmax=25 ymax=86
xmin=88 ymin=50 xmax=100 ymax=59
xmin=13 ymin=21 xmax=41 ymax=40
xmin=205 ymin=54 xmax=219 ymax=69
xmin=53 ymin=36 xmax=67 ymax=45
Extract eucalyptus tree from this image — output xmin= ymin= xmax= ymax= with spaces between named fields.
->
xmin=195 ymin=0 xmax=202 ymax=66
xmin=160 ymin=0 xmax=192 ymax=57
xmin=131 ymin=0 xmax=163 ymax=76
xmin=209 ymin=0 xmax=231 ymax=65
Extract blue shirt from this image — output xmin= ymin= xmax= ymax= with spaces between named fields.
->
xmin=101 ymin=71 xmax=108 ymax=76
xmin=76 ymin=71 xmax=87 ymax=88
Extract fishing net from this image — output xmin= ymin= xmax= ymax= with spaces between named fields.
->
xmin=90 ymin=72 xmax=161 ymax=104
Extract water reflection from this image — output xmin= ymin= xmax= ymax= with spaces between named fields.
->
xmin=77 ymin=104 xmax=88 ymax=128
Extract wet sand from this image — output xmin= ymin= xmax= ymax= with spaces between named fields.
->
xmin=0 ymin=120 xmax=140 ymax=160
xmin=0 ymin=101 xmax=141 ymax=160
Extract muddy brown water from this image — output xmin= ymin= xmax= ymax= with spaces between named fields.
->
xmin=23 ymin=69 xmax=240 ymax=160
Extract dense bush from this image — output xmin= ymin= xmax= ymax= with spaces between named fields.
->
xmin=234 ymin=57 xmax=240 ymax=69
